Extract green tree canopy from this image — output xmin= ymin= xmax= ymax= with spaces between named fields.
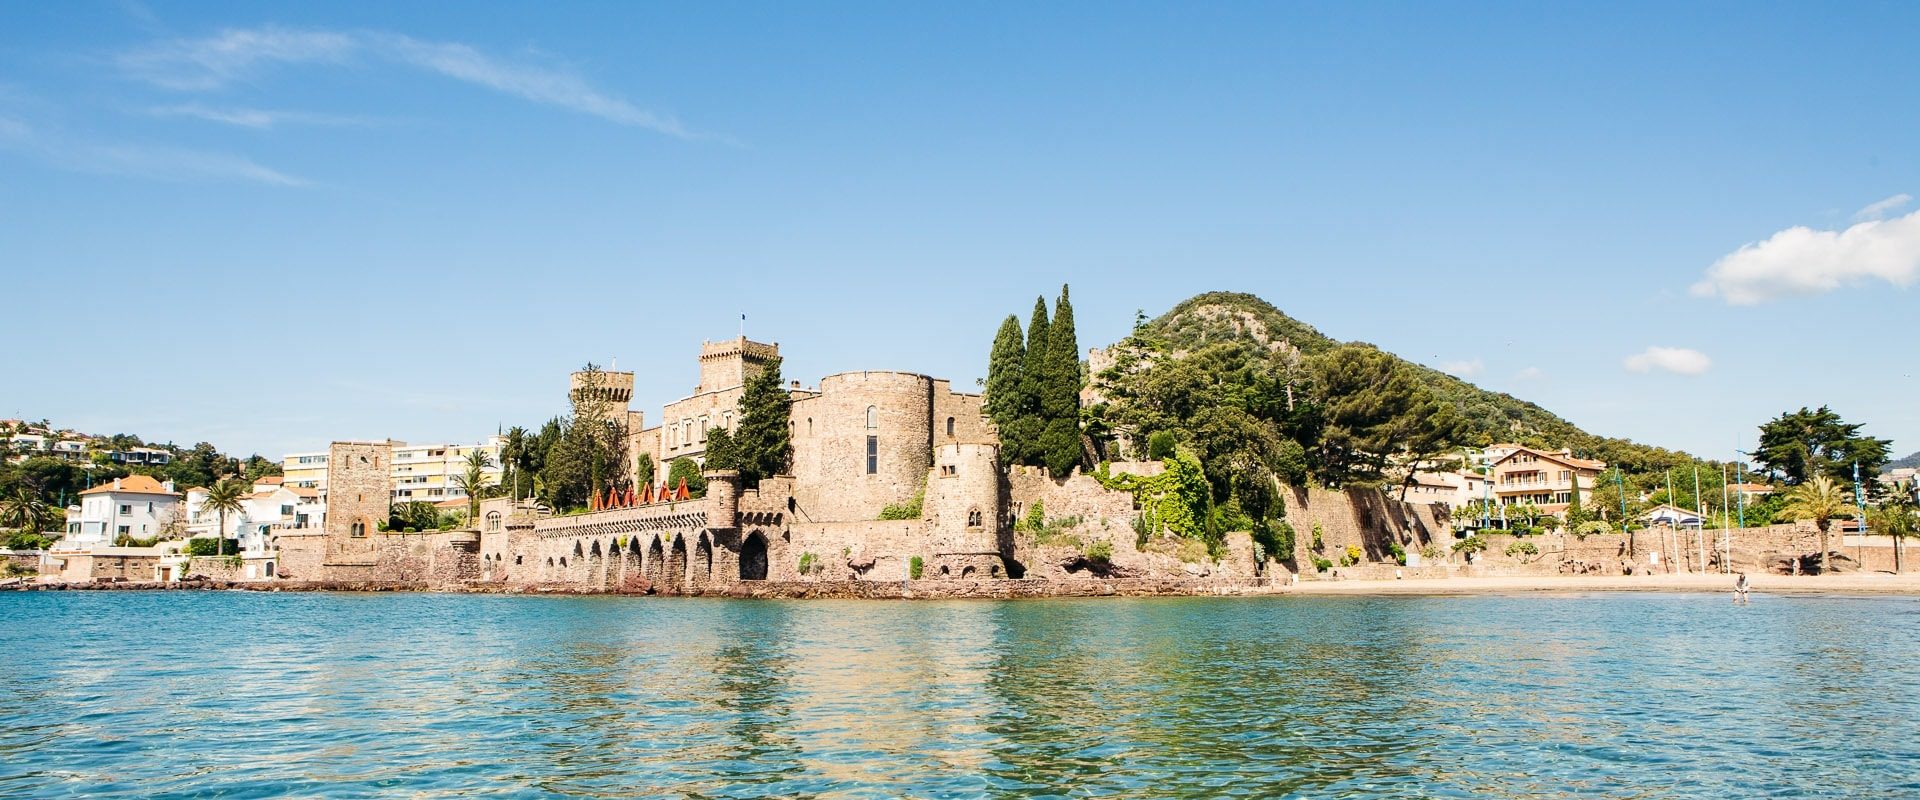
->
xmin=1755 ymin=406 xmax=1891 ymax=485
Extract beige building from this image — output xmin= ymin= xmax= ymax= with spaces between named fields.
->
xmin=1489 ymin=446 xmax=1606 ymax=516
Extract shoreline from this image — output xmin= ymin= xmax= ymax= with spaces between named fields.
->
xmin=7 ymin=572 xmax=1920 ymax=598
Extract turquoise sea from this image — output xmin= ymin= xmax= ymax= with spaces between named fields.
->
xmin=1 ymin=591 xmax=1916 ymax=798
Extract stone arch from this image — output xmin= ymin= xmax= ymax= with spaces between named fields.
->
xmin=646 ymin=535 xmax=665 ymax=584
xmin=740 ymin=531 xmax=769 ymax=581
xmin=666 ymin=535 xmax=688 ymax=590
xmin=623 ymin=536 xmax=643 ymax=581
xmin=573 ymin=540 xmax=584 ymax=558
xmin=695 ymin=533 xmax=713 ymax=585
xmin=961 ymin=566 xmax=975 ymax=578
xmin=590 ymin=540 xmax=602 ymax=557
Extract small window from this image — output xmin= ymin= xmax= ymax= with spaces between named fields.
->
xmin=866 ymin=406 xmax=877 ymax=430
xmin=119 ymin=504 xmax=132 ymax=516
xmin=866 ymin=436 xmax=878 ymax=474
xmin=967 ymin=509 xmax=982 ymax=527
xmin=699 ymin=417 xmax=708 ymax=442
xmin=350 ymin=522 xmax=366 ymax=538
xmin=946 ymin=417 xmax=955 ymax=437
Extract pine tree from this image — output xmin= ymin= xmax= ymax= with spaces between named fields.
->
xmin=1041 ymin=284 xmax=1083 ymax=476
xmin=732 ymin=356 xmax=794 ymax=485
xmin=984 ymin=315 xmax=1025 ymax=431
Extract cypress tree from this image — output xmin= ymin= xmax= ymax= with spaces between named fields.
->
xmin=733 ymin=357 xmax=794 ymax=485
xmin=1041 ymin=285 xmax=1083 ymax=476
xmin=1008 ymin=297 xmax=1051 ymax=465
xmin=984 ymin=315 xmax=1024 ymax=431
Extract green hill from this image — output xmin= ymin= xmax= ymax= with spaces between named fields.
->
xmin=1124 ymin=291 xmax=1713 ymax=475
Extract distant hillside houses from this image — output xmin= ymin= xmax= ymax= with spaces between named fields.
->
xmin=1 ymin=420 xmax=173 ymax=466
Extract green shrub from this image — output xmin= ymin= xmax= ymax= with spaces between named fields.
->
xmin=1339 ymin=544 xmax=1363 ymax=567
xmin=1146 ymin=431 xmax=1177 ymax=460
xmin=1311 ymin=522 xmax=1324 ymax=552
xmin=1453 ymin=536 xmax=1488 ymax=555
xmin=1505 ymin=541 xmax=1539 ymax=559
xmin=798 ymin=552 xmax=817 ymax=574
xmin=1083 ymin=540 xmax=1113 ymax=564
xmin=1420 ymin=544 xmax=1443 ymax=560
xmin=1387 ymin=541 xmax=1407 ymax=566
xmin=878 ymin=484 xmax=926 ymax=520
xmin=1573 ymin=521 xmax=1611 ymax=539
xmin=1021 ymin=500 xmax=1046 ymax=532
xmin=1312 ymin=556 xmax=1333 ymax=572
xmin=186 ymin=538 xmax=237 ymax=556
xmin=909 ymin=556 xmax=924 ymax=580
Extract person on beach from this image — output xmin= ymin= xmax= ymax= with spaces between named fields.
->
xmin=1734 ymin=572 xmax=1750 ymax=604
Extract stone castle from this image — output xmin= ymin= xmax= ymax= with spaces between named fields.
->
xmin=276 ymin=337 xmax=1071 ymax=591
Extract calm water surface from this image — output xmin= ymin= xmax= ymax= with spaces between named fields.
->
xmin=1 ymin=591 xmax=1916 ymax=798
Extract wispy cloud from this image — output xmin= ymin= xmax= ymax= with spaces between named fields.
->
xmin=146 ymin=103 xmax=377 ymax=129
xmin=1514 ymin=366 xmax=1545 ymax=381
xmin=1438 ymin=358 xmax=1484 ymax=378
xmin=1691 ymin=205 xmax=1920 ymax=304
xmin=1623 ymin=346 xmax=1712 ymax=376
xmin=0 ymin=115 xmax=304 ymax=186
xmin=119 ymin=26 xmax=693 ymax=138
xmin=1855 ymin=193 xmax=1912 ymax=222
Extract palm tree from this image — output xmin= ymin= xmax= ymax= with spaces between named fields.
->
xmin=453 ymin=450 xmax=495 ymax=523
xmin=503 ymin=426 xmax=528 ymax=501
xmin=1870 ymin=484 xmax=1916 ymax=574
xmin=1 ymin=487 xmax=50 ymax=535
xmin=1773 ymin=475 xmax=1856 ymax=575
xmin=200 ymin=480 xmax=247 ymax=556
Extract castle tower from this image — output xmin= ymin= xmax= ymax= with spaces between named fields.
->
xmin=928 ymin=442 xmax=1004 ymax=556
xmin=323 ymin=441 xmax=394 ymax=553
xmin=569 ymin=368 xmax=635 ymax=419
xmin=704 ymin=470 xmax=741 ymax=530
xmin=697 ymin=337 xmax=779 ymax=394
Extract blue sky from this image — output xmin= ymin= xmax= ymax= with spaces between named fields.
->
xmin=2 ymin=2 xmax=1915 ymax=463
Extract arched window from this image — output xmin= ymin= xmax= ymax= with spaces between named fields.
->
xmin=485 ymin=511 xmax=502 ymax=531
xmin=946 ymin=417 xmax=955 ymax=437
xmin=350 ymin=521 xmax=366 ymax=538
xmin=866 ymin=406 xmax=877 ymax=430
xmin=967 ymin=509 xmax=982 ymax=527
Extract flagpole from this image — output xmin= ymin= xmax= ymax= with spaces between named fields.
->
xmin=1721 ymin=463 xmax=1732 ymax=573
xmin=1694 ymin=464 xmax=1704 ymax=572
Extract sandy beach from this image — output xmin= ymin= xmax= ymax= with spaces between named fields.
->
xmin=1287 ymin=572 xmax=1920 ymax=596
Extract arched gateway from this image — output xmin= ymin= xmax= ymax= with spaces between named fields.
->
xmin=740 ymin=531 xmax=769 ymax=580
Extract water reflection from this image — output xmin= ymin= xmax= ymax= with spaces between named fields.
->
xmin=0 ymin=592 xmax=1916 ymax=798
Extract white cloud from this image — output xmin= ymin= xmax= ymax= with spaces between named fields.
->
xmin=0 ymin=116 xmax=304 ymax=186
xmin=1692 ymin=206 xmax=1920 ymax=304
xmin=1623 ymin=346 xmax=1711 ymax=376
xmin=119 ymin=27 xmax=357 ymax=90
xmin=1514 ymin=367 xmax=1544 ymax=381
xmin=1855 ymin=193 xmax=1912 ymax=222
xmin=1438 ymin=358 xmax=1484 ymax=378
xmin=119 ymin=26 xmax=692 ymax=138
xmin=146 ymin=103 xmax=376 ymax=129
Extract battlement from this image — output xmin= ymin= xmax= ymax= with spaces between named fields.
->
xmin=569 ymin=369 xmax=635 ymax=410
xmin=696 ymin=337 xmax=779 ymax=393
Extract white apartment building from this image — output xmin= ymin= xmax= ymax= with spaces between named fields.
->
xmin=280 ymin=436 xmax=507 ymax=504
xmin=63 ymin=475 xmax=182 ymax=548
